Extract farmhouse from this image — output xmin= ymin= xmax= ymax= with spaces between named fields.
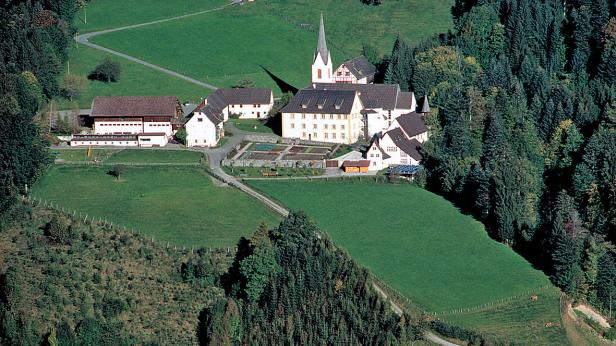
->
xmin=333 ymin=56 xmax=376 ymax=84
xmin=280 ymin=89 xmax=364 ymax=144
xmin=366 ymin=109 xmax=430 ymax=171
xmin=206 ymin=88 xmax=274 ymax=120
xmin=184 ymin=101 xmax=224 ymax=147
xmin=71 ymin=96 xmax=182 ymax=147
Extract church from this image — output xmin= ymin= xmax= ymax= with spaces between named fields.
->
xmin=281 ymin=14 xmax=430 ymax=170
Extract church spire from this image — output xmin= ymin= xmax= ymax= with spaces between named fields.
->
xmin=315 ymin=13 xmax=329 ymax=65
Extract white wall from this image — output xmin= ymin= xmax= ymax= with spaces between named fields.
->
xmin=226 ymin=98 xmax=274 ymax=119
xmin=185 ymin=113 xmax=221 ymax=147
xmin=94 ymin=120 xmax=143 ymax=135
xmin=138 ymin=134 xmax=168 ymax=147
xmin=312 ymin=52 xmax=333 ymax=84
xmin=70 ymin=139 xmax=138 ymax=147
xmin=143 ymin=122 xmax=173 ymax=136
xmin=281 ymin=96 xmax=364 ymax=144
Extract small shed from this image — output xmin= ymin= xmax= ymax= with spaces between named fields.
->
xmin=342 ymin=160 xmax=371 ymax=173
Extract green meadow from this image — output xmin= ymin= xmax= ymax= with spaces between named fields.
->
xmin=246 ymin=179 xmax=552 ymax=312
xmin=32 ymin=165 xmax=281 ymax=247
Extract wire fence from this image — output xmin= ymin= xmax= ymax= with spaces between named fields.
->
xmin=371 ymin=273 xmax=555 ymax=317
xmin=22 ymin=195 xmax=236 ymax=256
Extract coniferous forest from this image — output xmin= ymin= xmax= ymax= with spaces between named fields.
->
xmin=384 ymin=0 xmax=616 ymax=314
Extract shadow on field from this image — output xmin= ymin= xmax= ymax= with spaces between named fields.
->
xmin=260 ymin=65 xmax=298 ymax=94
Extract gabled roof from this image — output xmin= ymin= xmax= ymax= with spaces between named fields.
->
xmin=385 ymin=128 xmax=422 ymax=161
xmin=281 ymin=89 xmax=357 ymax=114
xmin=370 ymin=135 xmax=391 ymax=159
xmin=310 ymin=83 xmax=401 ymax=110
xmin=396 ymin=92 xmax=416 ymax=110
xmin=396 ymin=112 xmax=428 ymax=138
xmin=315 ymin=13 xmax=330 ymax=65
xmin=216 ymin=88 xmax=272 ymax=105
xmin=340 ymin=56 xmax=376 ymax=80
xmin=91 ymin=96 xmax=179 ymax=118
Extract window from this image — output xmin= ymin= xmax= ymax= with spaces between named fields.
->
xmin=290 ymin=114 xmax=295 ymax=119
xmin=337 ymin=71 xmax=342 ymax=76
xmin=401 ymin=152 xmax=408 ymax=158
xmin=324 ymin=133 xmax=328 ymax=139
xmin=301 ymin=123 xmax=306 ymax=129
xmin=344 ymin=115 xmax=348 ymax=120
xmin=240 ymin=104 xmax=243 ymax=108
xmin=341 ymin=125 xmax=345 ymax=130
xmin=332 ymin=124 xmax=336 ymax=130
xmin=341 ymin=133 xmax=345 ymax=139
xmin=329 ymin=114 xmax=333 ymax=120
xmin=370 ymin=154 xmax=374 ymax=158
xmin=345 ymin=71 xmax=350 ymax=76
xmin=324 ymin=124 xmax=328 ymax=129
xmin=313 ymin=124 xmax=317 ymax=129
xmin=318 ymin=69 xmax=322 ymax=79
xmin=321 ymin=114 xmax=325 ymax=119
xmin=313 ymin=132 xmax=318 ymax=139
xmin=291 ymin=123 xmax=295 ymax=129
xmin=387 ymin=147 xmax=397 ymax=152
xmin=376 ymin=153 xmax=380 ymax=157
xmin=302 ymin=132 xmax=306 ymax=138
xmin=337 ymin=115 xmax=341 ymax=120
xmin=198 ymin=118 xmax=203 ymax=122
xmin=332 ymin=133 xmax=336 ymax=139
xmin=195 ymin=139 xmax=198 ymax=143
xmin=373 ymin=162 xmax=377 ymax=166
xmin=302 ymin=114 xmax=306 ymax=119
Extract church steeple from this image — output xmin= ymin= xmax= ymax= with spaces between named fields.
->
xmin=311 ymin=13 xmax=333 ymax=83
xmin=315 ymin=13 xmax=329 ymax=65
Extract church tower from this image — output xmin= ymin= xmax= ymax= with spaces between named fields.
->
xmin=311 ymin=13 xmax=333 ymax=84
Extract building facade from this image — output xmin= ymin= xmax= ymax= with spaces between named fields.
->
xmin=281 ymin=89 xmax=364 ymax=144
xmin=333 ymin=56 xmax=376 ymax=84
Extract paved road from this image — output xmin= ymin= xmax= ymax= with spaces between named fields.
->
xmin=74 ymin=1 xmax=241 ymax=91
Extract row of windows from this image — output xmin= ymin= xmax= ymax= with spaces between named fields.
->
xmin=290 ymin=114 xmax=350 ymax=120
xmin=74 ymin=141 xmax=136 ymax=145
xmin=336 ymin=71 xmax=351 ymax=77
xmin=145 ymin=124 xmax=169 ymax=127
xmin=290 ymin=123 xmax=345 ymax=130
xmin=230 ymin=104 xmax=262 ymax=108
xmin=300 ymin=132 xmax=346 ymax=140
xmin=99 ymin=123 xmax=140 ymax=126
xmin=369 ymin=153 xmax=381 ymax=158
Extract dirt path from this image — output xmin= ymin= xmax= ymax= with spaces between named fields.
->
xmin=74 ymin=1 xmax=241 ymax=91
xmin=575 ymin=304 xmax=611 ymax=329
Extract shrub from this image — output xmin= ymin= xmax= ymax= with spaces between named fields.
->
xmin=61 ymin=74 xmax=87 ymax=100
xmin=175 ymin=127 xmax=187 ymax=145
xmin=101 ymin=296 xmax=128 ymax=319
xmin=45 ymin=215 xmax=74 ymax=245
xmin=88 ymin=58 xmax=121 ymax=82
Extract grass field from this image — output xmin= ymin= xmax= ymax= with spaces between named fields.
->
xmin=443 ymin=288 xmax=568 ymax=345
xmin=246 ymin=179 xmax=551 ymax=312
xmin=229 ymin=119 xmax=275 ymax=134
xmin=32 ymin=166 xmax=281 ymax=247
xmin=91 ymin=4 xmax=335 ymax=93
xmin=104 ymin=149 xmax=205 ymax=164
xmin=51 ymin=148 xmax=119 ymax=161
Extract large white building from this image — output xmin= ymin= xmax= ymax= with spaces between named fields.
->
xmin=280 ymin=89 xmax=364 ymax=144
xmin=309 ymin=83 xmax=416 ymax=137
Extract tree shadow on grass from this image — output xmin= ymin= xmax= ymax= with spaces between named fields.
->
xmin=260 ymin=65 xmax=299 ymax=94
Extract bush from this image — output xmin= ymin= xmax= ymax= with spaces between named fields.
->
xmin=175 ymin=127 xmax=187 ymax=145
xmin=61 ymin=74 xmax=87 ymax=100
xmin=45 ymin=215 xmax=74 ymax=245
xmin=101 ymin=296 xmax=128 ymax=319
xmin=88 ymin=58 xmax=121 ymax=82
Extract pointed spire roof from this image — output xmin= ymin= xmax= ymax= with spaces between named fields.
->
xmin=421 ymin=95 xmax=431 ymax=113
xmin=315 ymin=13 xmax=330 ymax=65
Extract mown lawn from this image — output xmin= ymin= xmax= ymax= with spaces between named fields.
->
xmin=74 ymin=0 xmax=229 ymax=33
xmin=228 ymin=119 xmax=275 ymax=134
xmin=92 ymin=4 xmax=333 ymax=93
xmin=104 ymin=149 xmax=205 ymax=164
xmin=50 ymin=148 xmax=120 ymax=162
xmin=32 ymin=166 xmax=281 ymax=247
xmin=246 ymin=179 xmax=552 ymax=312
xmin=55 ymin=44 xmax=209 ymax=109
